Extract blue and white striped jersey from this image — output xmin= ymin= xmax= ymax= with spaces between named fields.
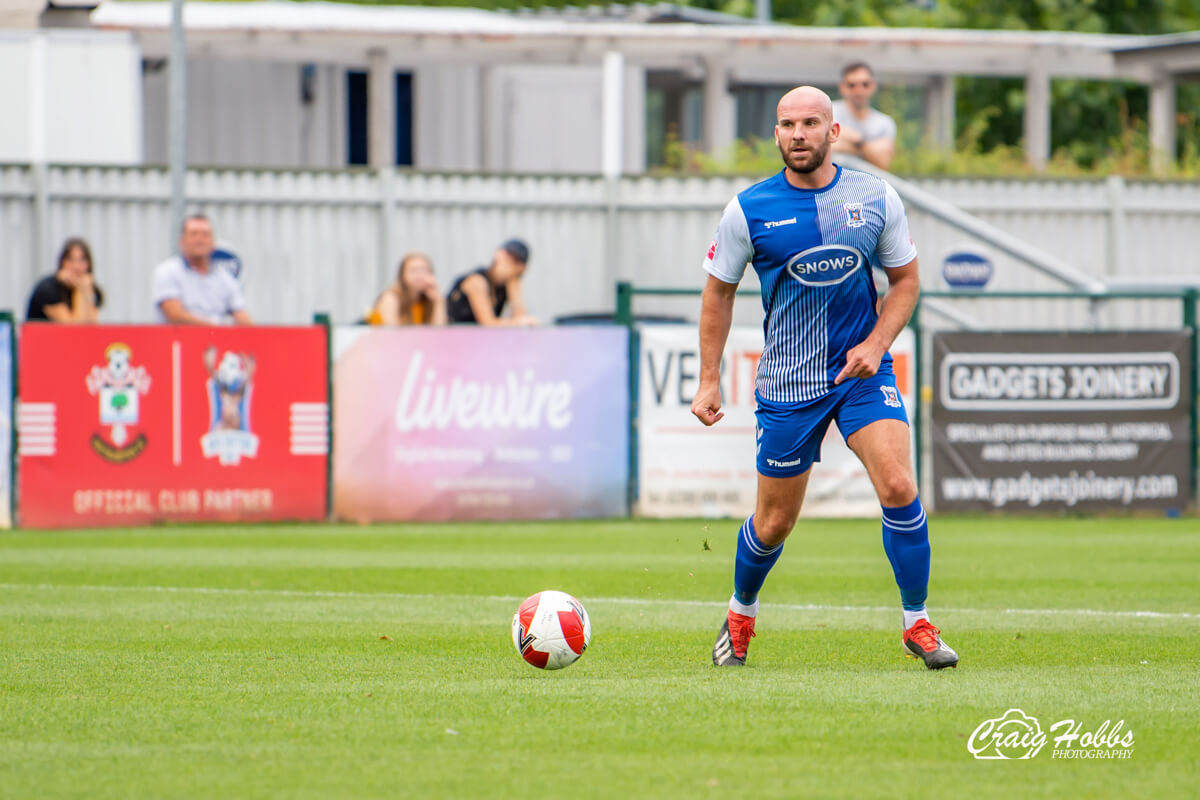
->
xmin=703 ymin=164 xmax=917 ymax=404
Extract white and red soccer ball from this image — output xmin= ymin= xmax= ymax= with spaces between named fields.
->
xmin=511 ymin=590 xmax=591 ymax=670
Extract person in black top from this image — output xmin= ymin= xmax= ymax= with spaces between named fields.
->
xmin=26 ymin=237 xmax=104 ymax=323
xmin=445 ymin=239 xmax=537 ymax=326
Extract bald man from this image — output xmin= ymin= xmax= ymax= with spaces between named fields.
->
xmin=694 ymin=87 xmax=956 ymax=670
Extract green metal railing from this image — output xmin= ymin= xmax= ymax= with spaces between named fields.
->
xmin=616 ymin=282 xmax=1200 ymax=508
xmin=615 ymin=283 xmax=762 ymax=508
xmin=313 ymin=313 xmax=334 ymax=520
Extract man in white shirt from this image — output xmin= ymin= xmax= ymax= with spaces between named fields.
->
xmin=153 ymin=215 xmax=253 ymax=325
xmin=831 ymin=62 xmax=897 ymax=170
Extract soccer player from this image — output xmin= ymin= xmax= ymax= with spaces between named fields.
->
xmin=693 ymin=86 xmax=957 ymax=670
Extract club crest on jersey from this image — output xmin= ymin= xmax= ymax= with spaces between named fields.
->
xmin=844 ymin=202 xmax=866 ymax=228
xmin=880 ymin=386 xmax=902 ymax=408
xmin=785 ymin=244 xmax=865 ymax=286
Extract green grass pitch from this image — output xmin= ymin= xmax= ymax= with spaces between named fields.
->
xmin=1 ymin=515 xmax=1197 ymax=798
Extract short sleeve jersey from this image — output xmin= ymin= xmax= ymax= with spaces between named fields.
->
xmin=703 ymin=165 xmax=917 ymax=404
xmin=153 ymin=255 xmax=246 ymax=324
xmin=831 ymin=101 xmax=897 ymax=144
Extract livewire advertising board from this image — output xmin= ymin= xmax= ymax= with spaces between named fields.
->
xmin=17 ymin=325 xmax=329 ymax=528
xmin=636 ymin=324 xmax=916 ymax=518
xmin=932 ymin=332 xmax=1193 ymax=512
xmin=333 ymin=326 xmax=628 ymax=522
xmin=0 ymin=318 xmax=11 ymax=528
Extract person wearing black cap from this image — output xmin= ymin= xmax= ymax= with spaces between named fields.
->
xmin=445 ymin=238 xmax=537 ymax=326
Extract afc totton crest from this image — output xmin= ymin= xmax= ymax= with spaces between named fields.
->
xmin=86 ymin=342 xmax=151 ymax=462
xmin=844 ymin=202 xmax=866 ymax=228
xmin=200 ymin=346 xmax=260 ymax=466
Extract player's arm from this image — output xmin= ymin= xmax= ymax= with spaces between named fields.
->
xmin=691 ymin=197 xmax=752 ymax=426
xmin=835 ymin=259 xmax=918 ymax=384
xmin=692 ymin=275 xmax=738 ymax=426
xmin=836 ymin=182 xmax=918 ymax=384
xmin=231 ymin=309 xmax=253 ymax=326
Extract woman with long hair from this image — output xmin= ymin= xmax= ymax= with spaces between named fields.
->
xmin=367 ymin=252 xmax=447 ymax=325
xmin=26 ymin=237 xmax=104 ymax=323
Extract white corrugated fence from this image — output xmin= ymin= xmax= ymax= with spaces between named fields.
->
xmin=2 ymin=164 xmax=1198 ymax=328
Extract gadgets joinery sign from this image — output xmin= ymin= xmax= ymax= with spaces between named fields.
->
xmin=941 ymin=352 xmax=1179 ymax=411
xmin=932 ymin=333 xmax=1192 ymax=513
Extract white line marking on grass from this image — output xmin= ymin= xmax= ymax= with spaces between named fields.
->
xmin=0 ymin=582 xmax=1197 ymax=621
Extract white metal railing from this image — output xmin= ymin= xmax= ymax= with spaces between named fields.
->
xmin=2 ymin=163 xmax=1198 ymax=327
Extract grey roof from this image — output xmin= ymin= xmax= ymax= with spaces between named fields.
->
xmin=502 ymin=3 xmax=764 ymax=26
xmin=1111 ymin=30 xmax=1200 ymax=79
xmin=1112 ymin=30 xmax=1200 ymax=54
xmin=91 ymin=1 xmax=1166 ymax=82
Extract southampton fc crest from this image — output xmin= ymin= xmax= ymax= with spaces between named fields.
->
xmin=200 ymin=346 xmax=260 ymax=466
xmin=86 ymin=343 xmax=151 ymax=462
xmin=844 ymin=202 xmax=866 ymax=228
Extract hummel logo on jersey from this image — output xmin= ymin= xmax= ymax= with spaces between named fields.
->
xmin=764 ymin=217 xmax=797 ymax=229
xmin=844 ymin=202 xmax=866 ymax=227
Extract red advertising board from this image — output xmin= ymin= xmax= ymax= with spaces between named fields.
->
xmin=17 ymin=325 xmax=328 ymax=528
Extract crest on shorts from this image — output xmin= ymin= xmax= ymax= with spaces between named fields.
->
xmin=880 ymin=385 xmax=902 ymax=408
xmin=844 ymin=202 xmax=866 ymax=228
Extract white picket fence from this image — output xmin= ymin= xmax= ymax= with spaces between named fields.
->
xmin=2 ymin=163 xmax=1198 ymax=328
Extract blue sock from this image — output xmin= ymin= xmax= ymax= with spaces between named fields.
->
xmin=733 ymin=515 xmax=783 ymax=606
xmin=881 ymin=497 xmax=930 ymax=611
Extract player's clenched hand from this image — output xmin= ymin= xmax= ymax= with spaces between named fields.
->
xmin=834 ymin=340 xmax=885 ymax=385
xmin=691 ymin=382 xmax=725 ymax=426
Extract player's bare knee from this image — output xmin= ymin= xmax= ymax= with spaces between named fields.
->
xmin=755 ymin=511 xmax=796 ymax=547
xmin=877 ymin=474 xmax=917 ymax=507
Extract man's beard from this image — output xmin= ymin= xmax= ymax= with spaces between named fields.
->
xmin=779 ymin=138 xmax=831 ymax=174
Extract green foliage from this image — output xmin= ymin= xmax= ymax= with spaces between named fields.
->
xmin=651 ymin=103 xmax=1200 ymax=178
xmin=687 ymin=0 xmax=1200 ymax=174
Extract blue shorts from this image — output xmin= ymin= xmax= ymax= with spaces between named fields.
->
xmin=755 ymin=366 xmax=909 ymax=478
